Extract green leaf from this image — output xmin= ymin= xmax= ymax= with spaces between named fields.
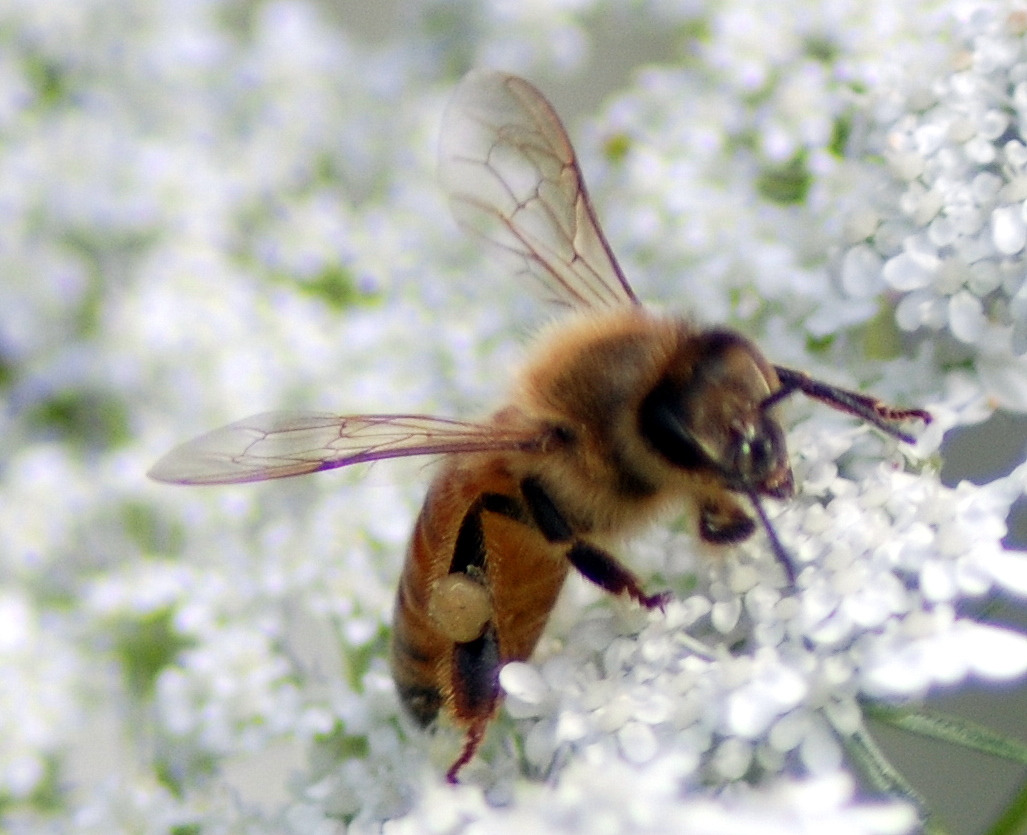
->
xmin=0 ymin=351 xmax=14 ymax=390
xmin=805 ymin=332 xmax=836 ymax=355
xmin=298 ymin=264 xmax=370 ymax=311
xmin=804 ymin=35 xmax=839 ymax=63
xmin=25 ymin=755 xmax=63 ymax=813
xmin=155 ymin=750 xmax=217 ymax=798
xmin=862 ymin=299 xmax=904 ymax=361
xmin=28 ymin=389 xmax=133 ymax=450
xmin=603 ymin=133 xmax=632 ymax=164
xmin=315 ymin=723 xmax=371 ymax=762
xmin=112 ymin=607 xmax=194 ymax=700
xmin=756 ymin=152 xmax=811 ymax=205
xmin=866 ymin=703 xmax=1027 ymax=835
xmin=339 ymin=622 xmax=390 ymax=693
xmin=121 ymin=500 xmax=184 ymax=555
xmin=23 ymin=53 xmax=70 ymax=108
xmin=828 ymin=113 xmax=853 ymax=158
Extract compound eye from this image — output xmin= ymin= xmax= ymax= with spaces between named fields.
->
xmin=743 ymin=433 xmax=776 ymax=480
xmin=729 ymin=418 xmax=787 ymax=487
xmin=735 ymin=416 xmax=788 ymax=495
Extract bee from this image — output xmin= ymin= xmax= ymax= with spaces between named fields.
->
xmin=148 ymin=69 xmax=931 ymax=783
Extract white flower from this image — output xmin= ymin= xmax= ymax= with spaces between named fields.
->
xmin=835 ymin=0 xmax=1027 ymax=407
xmin=366 ymin=426 xmax=1027 ymax=823
xmin=0 ymin=592 xmax=80 ymax=799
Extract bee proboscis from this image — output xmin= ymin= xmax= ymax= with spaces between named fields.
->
xmin=149 ymin=70 xmax=931 ymax=782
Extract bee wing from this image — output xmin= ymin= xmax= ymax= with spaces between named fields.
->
xmin=439 ymin=69 xmax=639 ymax=311
xmin=148 ymin=411 xmax=546 ymax=486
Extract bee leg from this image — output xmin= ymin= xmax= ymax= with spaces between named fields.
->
xmin=770 ymin=366 xmax=932 ymax=443
xmin=449 ymin=491 xmax=528 ymax=576
xmin=519 ymin=476 xmax=668 ymax=609
xmin=448 ymin=623 xmax=501 ymax=783
xmin=427 ymin=497 xmax=497 ymax=644
xmin=449 ymin=497 xmax=489 ymax=574
xmin=698 ymin=486 xmax=798 ymax=584
xmin=698 ymin=492 xmax=756 ymax=544
xmin=437 ymin=494 xmax=537 ymax=782
xmin=446 ymin=716 xmax=490 ymax=784
xmin=519 ymin=476 xmax=574 ymax=542
xmin=565 ymin=541 xmax=670 ymax=610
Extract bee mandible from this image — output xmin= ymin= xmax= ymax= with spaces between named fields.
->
xmin=149 ymin=69 xmax=931 ymax=782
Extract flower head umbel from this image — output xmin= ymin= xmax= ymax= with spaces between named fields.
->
xmin=495 ymin=425 xmax=1027 ymax=780
xmin=312 ymin=423 xmax=1025 ymax=833
xmin=842 ymin=2 xmax=1027 ymax=409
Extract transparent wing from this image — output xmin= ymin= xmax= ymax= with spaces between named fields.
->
xmin=148 ymin=411 xmax=547 ymax=486
xmin=439 ymin=69 xmax=639 ymax=311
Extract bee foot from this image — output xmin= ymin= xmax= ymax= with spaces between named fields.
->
xmin=639 ymin=589 xmax=672 ymax=611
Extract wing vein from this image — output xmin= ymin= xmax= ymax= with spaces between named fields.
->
xmin=439 ymin=69 xmax=639 ymax=311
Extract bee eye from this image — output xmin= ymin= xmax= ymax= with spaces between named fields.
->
xmin=732 ymin=420 xmax=785 ymax=486
xmin=749 ymin=433 xmax=772 ymax=470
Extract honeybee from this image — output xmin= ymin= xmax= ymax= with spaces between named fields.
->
xmin=149 ymin=70 xmax=930 ymax=782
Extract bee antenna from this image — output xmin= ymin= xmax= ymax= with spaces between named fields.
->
xmin=745 ymin=489 xmax=797 ymax=586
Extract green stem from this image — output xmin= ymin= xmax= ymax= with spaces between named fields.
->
xmin=982 ymin=773 xmax=1027 ymax=835
xmin=843 ymin=723 xmax=962 ymax=834
xmin=862 ymin=701 xmax=1027 ymax=835
xmin=843 ymin=725 xmax=931 ymax=818
xmin=863 ymin=702 xmax=1027 ymax=766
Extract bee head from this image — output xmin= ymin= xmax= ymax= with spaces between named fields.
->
xmin=639 ymin=330 xmax=794 ymax=497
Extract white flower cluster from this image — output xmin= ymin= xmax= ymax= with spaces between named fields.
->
xmin=496 ymin=426 xmax=1027 ymax=779
xmin=0 ymin=0 xmax=433 ymax=824
xmin=845 ymin=1 xmax=1027 ymax=407
xmin=577 ymin=1 xmax=1027 ymax=417
xmin=298 ymin=423 xmax=1026 ymax=833
xmin=0 ymin=590 xmax=80 ymax=802
xmin=371 ymin=770 xmax=917 ymax=835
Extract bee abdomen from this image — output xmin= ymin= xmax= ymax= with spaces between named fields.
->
xmin=395 ymin=680 xmax=444 ymax=727
xmin=391 ymin=572 xmax=447 ymax=725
